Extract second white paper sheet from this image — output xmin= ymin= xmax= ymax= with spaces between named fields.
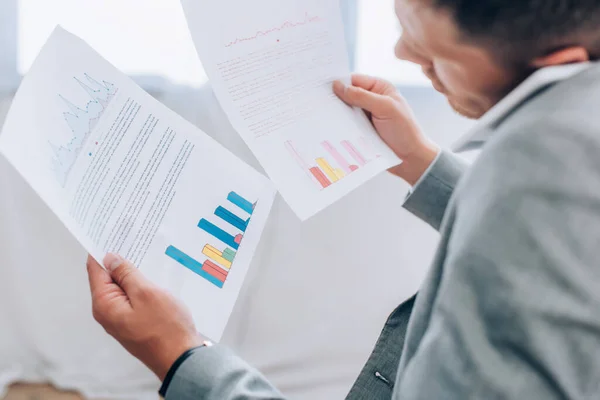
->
xmin=0 ymin=27 xmax=276 ymax=341
xmin=181 ymin=0 xmax=400 ymax=220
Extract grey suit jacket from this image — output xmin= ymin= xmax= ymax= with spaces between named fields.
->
xmin=163 ymin=64 xmax=600 ymax=399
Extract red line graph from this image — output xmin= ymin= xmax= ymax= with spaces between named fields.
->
xmin=225 ymin=12 xmax=322 ymax=48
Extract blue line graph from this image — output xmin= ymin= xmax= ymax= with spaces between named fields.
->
xmin=51 ymin=74 xmax=118 ymax=186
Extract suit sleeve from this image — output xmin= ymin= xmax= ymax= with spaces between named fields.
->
xmin=403 ymin=150 xmax=468 ymax=230
xmin=164 ymin=345 xmax=286 ymax=400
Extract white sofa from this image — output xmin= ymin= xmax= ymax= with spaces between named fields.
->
xmin=0 ymin=84 xmax=471 ymax=399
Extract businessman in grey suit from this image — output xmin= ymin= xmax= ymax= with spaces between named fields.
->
xmin=86 ymin=0 xmax=600 ymax=398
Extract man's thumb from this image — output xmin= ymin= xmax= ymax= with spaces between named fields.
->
xmin=104 ymin=253 xmax=148 ymax=296
xmin=333 ymin=80 xmax=393 ymax=116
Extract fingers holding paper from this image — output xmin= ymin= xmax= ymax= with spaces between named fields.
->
xmin=87 ymin=254 xmax=203 ymax=380
xmin=333 ymin=75 xmax=440 ymax=185
xmin=86 ymin=254 xmax=133 ymax=325
xmin=333 ymin=74 xmax=425 ymax=157
xmin=333 ymin=79 xmax=397 ymax=117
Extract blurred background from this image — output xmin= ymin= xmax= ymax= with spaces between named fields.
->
xmin=4 ymin=0 xmax=431 ymax=90
xmin=0 ymin=1 xmax=474 ymax=399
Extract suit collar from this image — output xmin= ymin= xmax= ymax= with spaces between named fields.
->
xmin=452 ymin=63 xmax=592 ymax=153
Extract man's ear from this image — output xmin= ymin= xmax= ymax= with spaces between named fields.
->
xmin=532 ymin=46 xmax=590 ymax=68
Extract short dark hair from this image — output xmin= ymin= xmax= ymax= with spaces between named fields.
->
xmin=432 ymin=0 xmax=600 ymax=63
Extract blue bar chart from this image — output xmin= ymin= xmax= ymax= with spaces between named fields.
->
xmin=228 ymin=192 xmax=255 ymax=214
xmin=198 ymin=219 xmax=241 ymax=250
xmin=215 ymin=206 xmax=249 ymax=231
xmin=165 ymin=192 xmax=256 ymax=288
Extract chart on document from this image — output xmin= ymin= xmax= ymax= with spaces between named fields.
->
xmin=181 ymin=0 xmax=400 ymax=220
xmin=285 ymin=137 xmax=382 ymax=189
xmin=52 ymin=74 xmax=117 ymax=186
xmin=165 ymin=191 xmax=255 ymax=289
xmin=0 ymin=28 xmax=276 ymax=341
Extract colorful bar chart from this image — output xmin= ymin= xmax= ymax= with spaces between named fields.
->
xmin=309 ymin=167 xmax=331 ymax=188
xmin=322 ymin=141 xmax=356 ymax=174
xmin=198 ymin=219 xmax=240 ymax=250
xmin=165 ymin=246 xmax=226 ymax=288
xmin=223 ymin=248 xmax=236 ymax=262
xmin=285 ymin=141 xmax=324 ymax=187
xmin=234 ymin=234 xmax=243 ymax=244
xmin=165 ymin=191 xmax=255 ymax=289
xmin=202 ymin=260 xmax=228 ymax=283
xmin=202 ymin=244 xmax=232 ymax=269
xmin=285 ymin=140 xmax=370 ymax=190
xmin=317 ymin=157 xmax=340 ymax=183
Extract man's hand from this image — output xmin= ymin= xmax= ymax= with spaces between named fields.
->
xmin=333 ymin=75 xmax=439 ymax=185
xmin=87 ymin=254 xmax=202 ymax=380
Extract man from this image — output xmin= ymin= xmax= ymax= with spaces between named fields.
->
xmin=87 ymin=0 xmax=600 ymax=398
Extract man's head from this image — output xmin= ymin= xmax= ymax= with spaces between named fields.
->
xmin=395 ymin=0 xmax=600 ymax=118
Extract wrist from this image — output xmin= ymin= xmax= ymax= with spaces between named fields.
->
xmin=392 ymin=141 xmax=440 ymax=186
xmin=150 ymin=334 xmax=204 ymax=380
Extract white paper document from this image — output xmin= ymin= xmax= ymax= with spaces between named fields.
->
xmin=181 ymin=0 xmax=400 ymax=220
xmin=0 ymin=27 xmax=276 ymax=341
